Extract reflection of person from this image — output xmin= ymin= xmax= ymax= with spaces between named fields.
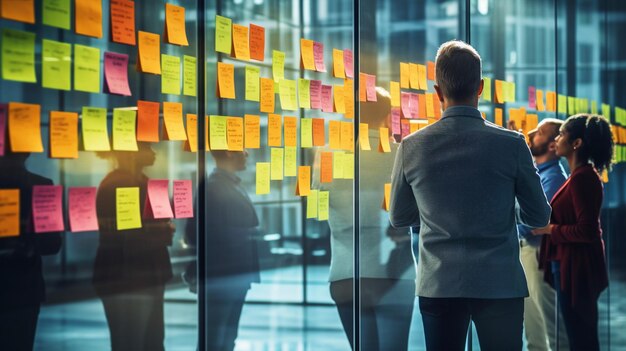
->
xmin=94 ymin=143 xmax=174 ymax=351
xmin=389 ymin=40 xmax=551 ymax=351
xmin=535 ymin=114 xmax=613 ymax=351
xmin=184 ymin=150 xmax=260 ymax=351
xmin=314 ymin=88 xmax=415 ymax=351
xmin=514 ymin=119 xmax=569 ymax=351
xmin=0 ymin=150 xmax=62 ymax=351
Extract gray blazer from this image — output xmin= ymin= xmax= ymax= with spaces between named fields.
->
xmin=389 ymin=106 xmax=551 ymax=298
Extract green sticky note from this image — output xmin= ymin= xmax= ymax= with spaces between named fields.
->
xmin=299 ymin=78 xmax=311 ymax=109
xmin=272 ymin=50 xmax=285 ymax=82
xmin=301 ymin=118 xmax=313 ymax=148
xmin=306 ymin=189 xmax=318 ymax=219
xmin=344 ymin=153 xmax=354 ymax=180
xmin=43 ymin=0 xmax=71 ymax=30
xmin=215 ymin=15 xmax=232 ymax=54
xmin=116 ymin=187 xmax=142 ymax=230
xmin=82 ymin=107 xmax=110 ymax=151
xmin=333 ymin=151 xmax=345 ymax=179
xmin=183 ymin=55 xmax=196 ymax=97
xmin=558 ymin=95 xmax=567 ymax=114
xmin=591 ymin=100 xmax=598 ymax=114
xmin=2 ymin=29 xmax=36 ymax=83
xmin=256 ymin=162 xmax=270 ymax=195
xmin=279 ymin=79 xmax=297 ymax=111
xmin=270 ymin=147 xmax=284 ymax=180
xmin=505 ymin=82 xmax=516 ymax=102
xmin=482 ymin=77 xmax=492 ymax=102
xmin=161 ymin=54 xmax=181 ymax=95
xmin=209 ymin=115 xmax=228 ymax=150
xmin=245 ymin=65 xmax=260 ymax=102
xmin=284 ymin=146 xmax=297 ymax=177
xmin=74 ymin=44 xmax=101 ymax=93
xmin=112 ymin=109 xmax=138 ymax=151
xmin=601 ymin=104 xmax=610 ymax=119
xmin=42 ymin=39 xmax=72 ymax=91
xmin=318 ymin=191 xmax=329 ymax=221
xmin=567 ymin=96 xmax=576 ymax=115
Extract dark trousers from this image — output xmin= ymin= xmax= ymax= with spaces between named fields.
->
xmin=206 ymin=283 xmax=249 ymax=351
xmin=0 ymin=304 xmax=40 ymax=351
xmin=559 ymin=288 xmax=600 ymax=351
xmin=418 ymin=297 xmax=524 ymax=351
xmin=330 ymin=278 xmax=415 ymax=351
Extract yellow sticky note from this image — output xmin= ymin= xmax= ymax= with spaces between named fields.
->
xmin=301 ymin=118 xmax=313 ymax=148
xmin=75 ymin=0 xmax=103 ymax=38
xmin=161 ymin=54 xmax=181 ymax=95
xmin=260 ymin=77 xmax=275 ymax=113
xmin=284 ymin=146 xmax=297 ymax=177
xmin=245 ymin=65 xmax=260 ymax=101
xmin=343 ymin=153 xmax=354 ymax=179
xmin=333 ymin=151 xmax=345 ymax=179
xmin=418 ymin=64 xmax=427 ymax=90
xmin=217 ymin=62 xmax=236 ymax=99
xmin=232 ymin=24 xmax=250 ymax=60
xmin=227 ymin=117 xmax=244 ymax=151
xmin=183 ymin=55 xmax=197 ymax=96
xmin=536 ymin=90 xmax=545 ymax=111
xmin=334 ymin=85 xmax=345 ymax=114
xmin=215 ymin=15 xmax=232 ymax=54
xmin=306 ymin=189 xmax=318 ymax=218
xmin=270 ymin=147 xmax=284 ymax=180
xmin=329 ymin=120 xmax=342 ymax=150
xmin=162 ymin=102 xmax=187 ymax=140
xmin=378 ymin=127 xmax=390 ymax=153
xmin=300 ymin=39 xmax=315 ymax=70
xmin=284 ymin=116 xmax=298 ymax=147
xmin=318 ymin=191 xmax=329 ymax=221
xmin=74 ymin=44 xmax=100 ymax=93
xmin=268 ymin=113 xmax=282 ymax=147
xmin=42 ymin=39 xmax=72 ymax=91
xmin=390 ymin=81 xmax=401 ymax=107
xmin=299 ymin=79 xmax=311 ymax=109
xmin=43 ymin=0 xmax=71 ymax=30
xmin=341 ymin=121 xmax=354 ymax=151
xmin=400 ymin=62 xmax=409 ymax=89
xmin=409 ymin=63 xmax=419 ymax=89
xmin=495 ymin=108 xmax=503 ymax=126
xmin=209 ymin=115 xmax=228 ymax=150
xmin=296 ymin=166 xmax=311 ymax=196
xmin=116 ymin=187 xmax=142 ymax=230
xmin=137 ymin=31 xmax=161 ymax=74
xmin=256 ymin=162 xmax=271 ymax=195
xmin=482 ymin=77 xmax=492 ymax=102
xmin=165 ymin=3 xmax=189 ymax=46
xmin=112 ymin=109 xmax=138 ymax=151
xmin=359 ymin=123 xmax=371 ymax=151
xmin=184 ymin=114 xmax=198 ymax=152
xmin=2 ymin=29 xmax=36 ymax=83
xmin=82 ymin=107 xmax=110 ymax=151
xmin=0 ymin=189 xmax=20 ymax=237
xmin=382 ymin=183 xmax=391 ymax=211
xmin=495 ymin=80 xmax=504 ymax=104
xmin=506 ymin=82 xmax=516 ymax=102
xmin=50 ymin=111 xmax=79 ymax=159
xmin=425 ymin=93 xmax=435 ymax=117
xmin=273 ymin=50 xmax=285 ymax=82
xmin=1 ymin=0 xmax=35 ymax=24
xmin=244 ymin=114 xmax=261 ymax=149
xmin=279 ymin=79 xmax=298 ymax=111
xmin=8 ymin=103 xmax=43 ymax=153
xmin=333 ymin=49 xmax=345 ymax=78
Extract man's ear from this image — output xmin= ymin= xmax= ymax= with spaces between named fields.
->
xmin=477 ymin=79 xmax=484 ymax=98
xmin=548 ymin=140 xmax=557 ymax=152
xmin=434 ymin=85 xmax=444 ymax=102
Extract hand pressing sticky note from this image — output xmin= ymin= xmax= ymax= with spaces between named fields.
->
xmin=217 ymin=62 xmax=235 ymax=99
xmin=256 ymin=163 xmax=271 ymax=195
xmin=162 ymin=102 xmax=187 ymax=141
xmin=260 ymin=78 xmax=275 ymax=113
xmin=320 ymin=152 xmax=333 ymax=183
xmin=183 ymin=114 xmax=198 ymax=152
xmin=227 ymin=117 xmax=244 ymax=151
xmin=232 ymin=24 xmax=250 ymax=60
xmin=244 ymin=114 xmax=261 ymax=149
xmin=2 ymin=29 xmax=36 ymax=83
xmin=249 ymin=23 xmax=265 ymax=61
xmin=32 ymin=185 xmax=65 ymax=233
xmin=318 ymin=191 xmax=329 ymax=221
xmin=272 ymin=50 xmax=286 ymax=82
xmin=110 ymin=0 xmax=136 ymax=45
xmin=1 ymin=0 xmax=35 ymax=24
xmin=284 ymin=116 xmax=298 ymax=147
xmin=112 ymin=108 xmax=138 ymax=151
xmin=300 ymin=118 xmax=313 ymax=148
xmin=270 ymin=147 xmax=284 ymax=180
xmin=9 ymin=102 xmax=43 ymax=153
xmin=279 ymin=79 xmax=297 ymax=111
xmin=312 ymin=118 xmax=325 ymax=146
xmin=381 ymin=183 xmax=391 ymax=211
xmin=165 ymin=3 xmax=189 ymax=46
xmin=306 ymin=189 xmax=318 ymax=218
xmin=245 ymin=65 xmax=260 ymax=101
xmin=299 ymin=79 xmax=311 ymax=109
xmin=173 ymin=180 xmax=193 ymax=218
xmin=400 ymin=63 xmax=409 ymax=89
xmin=183 ymin=56 xmax=197 ymax=97
xmin=341 ymin=121 xmax=353 ymax=151
xmin=296 ymin=166 xmax=311 ymax=196
xmin=43 ymin=0 xmax=71 ymax=29
xmin=0 ymin=189 xmax=20 ymax=237
xmin=104 ymin=52 xmax=132 ymax=96
xmin=82 ymin=107 xmax=110 ymax=151
xmin=209 ymin=115 xmax=228 ymax=150
xmin=359 ymin=123 xmax=371 ymax=151
xmin=50 ymin=111 xmax=79 ymax=159
xmin=300 ymin=39 xmax=315 ymax=71
xmin=161 ymin=54 xmax=181 ymax=95
xmin=313 ymin=42 xmax=326 ymax=72
xmin=215 ymin=15 xmax=232 ymax=54
xmin=75 ymin=0 xmax=103 ymax=38
xmin=378 ymin=127 xmax=390 ymax=153
xmin=333 ymin=49 xmax=345 ymax=79
xmin=68 ymin=187 xmax=98 ymax=232
xmin=268 ymin=113 xmax=282 ymax=147
xmin=144 ymin=179 xmax=174 ymax=219
xmin=137 ymin=100 xmax=160 ymax=142
xmin=343 ymin=50 xmax=354 ymax=78
xmin=284 ymin=146 xmax=297 ymax=177
xmin=42 ymin=39 xmax=71 ymax=91
xmin=137 ymin=31 xmax=161 ymax=74
xmin=116 ymin=187 xmax=142 ymax=230
xmin=74 ymin=44 xmax=101 ymax=93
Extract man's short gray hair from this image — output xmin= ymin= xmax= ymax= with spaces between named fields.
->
xmin=435 ymin=40 xmax=482 ymax=102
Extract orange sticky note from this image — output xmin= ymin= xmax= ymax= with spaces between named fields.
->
xmin=137 ymin=100 xmax=160 ymax=142
xmin=1 ymin=0 xmax=35 ymax=24
xmin=8 ymin=102 xmax=43 ymax=152
xmin=418 ymin=94 xmax=427 ymax=118
xmin=546 ymin=91 xmax=556 ymax=112
xmin=249 ymin=23 xmax=265 ymax=61
xmin=217 ymin=62 xmax=236 ymax=99
xmin=164 ymin=3 xmax=188 ymax=46
xmin=344 ymin=78 xmax=355 ymax=119
xmin=381 ymin=183 xmax=391 ymax=211
xmin=536 ymin=90 xmax=545 ymax=111
xmin=409 ymin=63 xmax=419 ymax=89
xmin=333 ymin=49 xmax=345 ymax=78
xmin=378 ymin=127 xmax=390 ymax=153
xmin=359 ymin=123 xmax=371 ymax=151
xmin=495 ymin=108 xmax=503 ymax=126
xmin=425 ymin=93 xmax=435 ymax=118
xmin=400 ymin=63 xmax=410 ymax=89
xmin=137 ymin=31 xmax=161 ymax=74
xmin=329 ymin=120 xmax=341 ymax=150
xmin=495 ymin=80 xmax=505 ymax=104
xmin=312 ymin=118 xmax=325 ymax=146
xmin=300 ymin=39 xmax=315 ymax=70
xmin=110 ymin=0 xmax=136 ymax=45
xmin=162 ymin=102 xmax=187 ymax=140
xmin=427 ymin=61 xmax=436 ymax=81
xmin=359 ymin=73 xmax=367 ymax=102
xmin=76 ymin=0 xmax=103 ymax=38
xmin=433 ymin=94 xmax=442 ymax=119
xmin=334 ymin=85 xmax=346 ymax=114
xmin=244 ymin=114 xmax=260 ymax=149
xmin=296 ymin=166 xmax=311 ymax=196
xmin=183 ymin=114 xmax=198 ymax=152
xmin=268 ymin=113 xmax=282 ymax=147
xmin=50 ymin=111 xmax=79 ymax=159
xmin=232 ymin=24 xmax=250 ymax=60
xmin=227 ymin=117 xmax=244 ymax=151
xmin=341 ymin=121 xmax=354 ymax=151
xmin=0 ymin=189 xmax=20 ymax=237
xmin=320 ymin=152 xmax=333 ymax=183
xmin=260 ymin=78 xmax=275 ymax=113
xmin=284 ymin=116 xmax=298 ymax=147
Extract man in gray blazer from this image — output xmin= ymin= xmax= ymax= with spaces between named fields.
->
xmin=389 ymin=40 xmax=551 ymax=351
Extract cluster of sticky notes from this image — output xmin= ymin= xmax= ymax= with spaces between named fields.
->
xmin=399 ymin=62 xmax=428 ymax=90
xmin=215 ymin=15 xmax=265 ymax=61
xmin=305 ymin=190 xmax=329 ymax=221
xmin=143 ymin=179 xmax=192 ymax=219
xmin=494 ymin=80 xmax=516 ymax=104
xmin=332 ymin=48 xmax=353 ymax=79
xmin=300 ymin=39 xmax=327 ymax=73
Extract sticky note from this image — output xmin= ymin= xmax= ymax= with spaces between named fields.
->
xmin=333 ymin=49 xmax=345 ymax=78
xmin=50 ymin=111 xmax=78 ymax=159
xmin=161 ymin=54 xmax=181 ymax=95
xmin=558 ymin=94 xmax=567 ymax=114
xmin=172 ymin=180 xmax=193 ymax=218
xmin=75 ymin=0 xmax=102 ymax=38
xmin=42 ymin=39 xmax=72 ymax=91
xmin=296 ymin=166 xmax=311 ymax=196
xmin=112 ymin=109 xmax=137 ymax=151
xmin=283 ymin=116 xmax=298 ymax=147
xmin=165 ymin=3 xmax=188 ymax=46
xmin=390 ymin=81 xmax=401 ymax=107
xmin=43 ymin=0 xmax=71 ymax=29
xmin=217 ymin=62 xmax=235 ymax=99
xmin=284 ymin=146 xmax=297 ymax=177
xmin=358 ymin=74 xmax=367 ymax=102
xmin=209 ymin=115 xmax=228 ymax=150
xmin=495 ymin=108 xmax=503 ymax=126
xmin=310 ymin=80 xmax=322 ymax=109
xmin=8 ymin=103 xmax=43 ymax=153
xmin=299 ymin=79 xmax=311 ymax=109
xmin=482 ymin=77 xmax=491 ymax=101
xmin=183 ymin=55 xmax=197 ymax=96
xmin=184 ymin=114 xmax=197 ymax=152
xmin=68 ymin=187 xmax=98 ymax=232
xmin=381 ymin=183 xmax=391 ymax=211
xmin=232 ymin=24 xmax=250 ymax=60
xmin=137 ymin=31 xmax=161 ymax=74
xmin=256 ymin=163 xmax=271 ymax=194
xmin=418 ymin=64 xmax=427 ymax=90
xmin=400 ymin=63 xmax=409 ymax=89
xmin=343 ymin=49 xmax=354 ymax=78
xmin=591 ymin=100 xmax=598 ymax=114
xmin=162 ymin=102 xmax=187 ymax=141
xmin=244 ymin=114 xmax=260 ymax=149
xmin=344 ymin=153 xmax=354 ymax=179
xmin=378 ymin=127 xmax=390 ymax=153
xmin=318 ymin=191 xmax=329 ymax=221
xmin=359 ymin=123 xmax=371 ymax=151
xmin=427 ymin=61 xmax=435 ymax=81
xmin=215 ymin=15 xmax=232 ymax=54
xmin=279 ymin=79 xmax=298 ymax=111
xmin=313 ymin=118 xmax=325 ymax=146
xmin=366 ymin=75 xmax=377 ymax=101
xmin=494 ymin=80 xmax=504 ymax=104
xmin=136 ymin=101 xmax=159 ymax=142
xmin=401 ymin=92 xmax=411 ymax=118
xmin=144 ymin=180 xmax=173 ymax=219
xmin=110 ymin=0 xmax=135 ymax=45
xmin=300 ymin=118 xmax=313 ymax=148
xmin=300 ymin=39 xmax=315 ymax=70
xmin=81 ymin=107 xmax=109 ymax=151
xmin=227 ymin=117 xmax=244 ymax=151
xmin=32 ymin=185 xmax=64 ymax=233
xmin=272 ymin=50 xmax=286 ymax=83
xmin=74 ymin=44 xmax=100 ymax=92
xmin=0 ymin=104 xmax=7 ymax=156
xmin=344 ymin=78 xmax=355 ymax=119
xmin=417 ymin=94 xmax=426 ymax=118
xmin=329 ymin=120 xmax=341 ymax=150
xmin=249 ymin=23 xmax=265 ymax=61
xmin=409 ymin=93 xmax=420 ymax=119
xmin=321 ymin=85 xmax=333 ymax=113
xmin=341 ymin=121 xmax=354 ymax=151
xmin=115 ymin=187 xmax=141 ymax=230
xmin=567 ymin=96 xmax=576 ymax=114
xmin=270 ymin=148 xmax=284 ymax=180
xmin=1 ymin=0 xmax=35 ymax=24
xmin=245 ymin=65 xmax=260 ymax=101
xmin=526 ymin=114 xmax=539 ymax=133
xmin=425 ymin=93 xmax=435 ymax=117
xmin=306 ymin=189 xmax=318 ymax=218
xmin=104 ymin=52 xmax=132 ymax=96
xmin=260 ymin=77 xmax=275 ymax=113
xmin=2 ymin=29 xmax=36 ymax=83
xmin=268 ymin=113 xmax=282 ymax=147
xmin=409 ymin=63 xmax=419 ymax=89
xmin=391 ymin=108 xmax=401 ymax=135
xmin=313 ymin=41 xmax=326 ymax=72
xmin=333 ymin=85 xmax=345 ymax=114
xmin=333 ymin=151 xmax=345 ymax=179
xmin=320 ymin=152 xmax=333 ymax=183
xmin=0 ymin=189 xmax=20 ymax=237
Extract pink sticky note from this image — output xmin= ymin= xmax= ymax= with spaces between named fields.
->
xmin=391 ymin=108 xmax=401 ymax=135
xmin=144 ymin=179 xmax=174 ymax=219
xmin=409 ymin=93 xmax=420 ymax=119
xmin=401 ymin=119 xmax=410 ymax=140
xmin=313 ymin=42 xmax=326 ymax=72
xmin=104 ymin=51 xmax=132 ymax=96
xmin=401 ymin=92 xmax=411 ymax=118
xmin=33 ymin=185 xmax=64 ymax=233
xmin=343 ymin=49 xmax=354 ymax=78
xmin=310 ymin=80 xmax=322 ymax=109
xmin=69 ymin=187 xmax=99 ymax=232
xmin=528 ymin=86 xmax=536 ymax=109
xmin=366 ymin=74 xmax=377 ymax=101
xmin=321 ymin=85 xmax=333 ymax=113
xmin=0 ymin=104 xmax=6 ymax=157
xmin=173 ymin=180 xmax=193 ymax=219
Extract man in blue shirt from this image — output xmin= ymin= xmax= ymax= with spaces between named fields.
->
xmin=517 ymin=118 xmax=569 ymax=351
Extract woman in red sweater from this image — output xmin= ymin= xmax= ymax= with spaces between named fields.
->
xmin=533 ymin=114 xmax=614 ymax=351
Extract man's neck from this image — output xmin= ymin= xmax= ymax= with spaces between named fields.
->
xmin=443 ymin=99 xmax=478 ymax=111
xmin=534 ymin=154 xmax=559 ymax=165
